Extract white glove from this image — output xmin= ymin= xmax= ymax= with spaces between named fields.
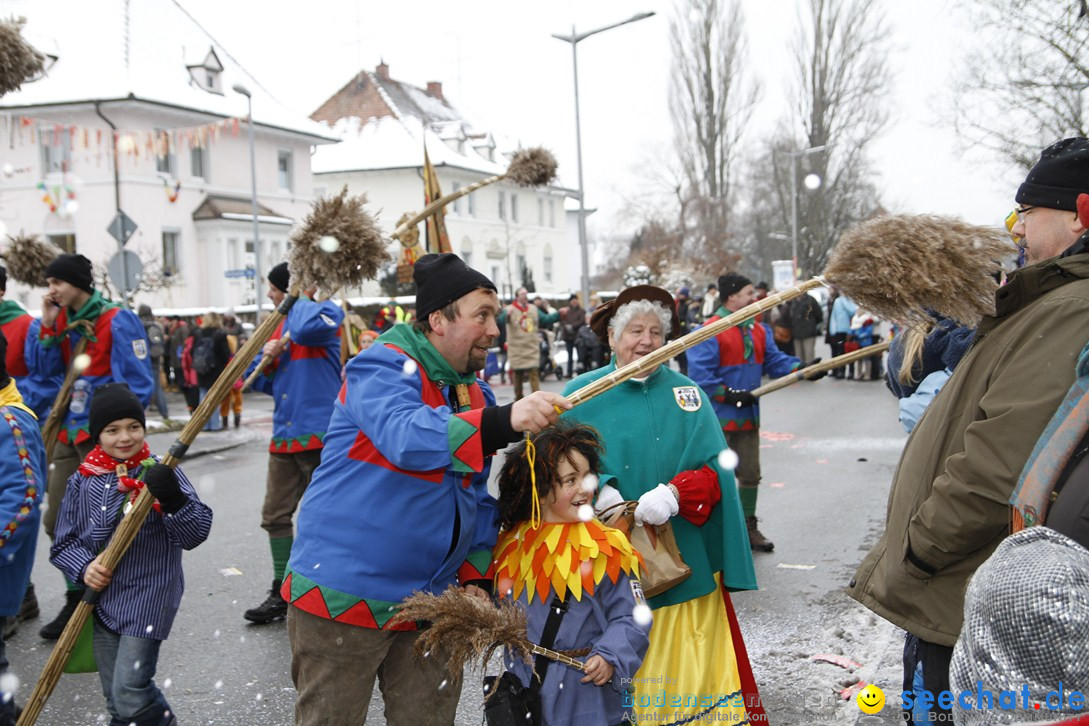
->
xmin=593 ymin=484 xmax=624 ymax=515
xmin=634 ymin=484 xmax=679 ymax=526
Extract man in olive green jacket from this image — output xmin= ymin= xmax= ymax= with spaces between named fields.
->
xmin=848 ymin=137 xmax=1089 ymax=721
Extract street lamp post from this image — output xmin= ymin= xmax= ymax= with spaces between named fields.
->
xmin=788 ymin=144 xmax=826 ymax=282
xmin=233 ymin=83 xmax=264 ymax=317
xmin=552 ymin=12 xmax=654 ymax=308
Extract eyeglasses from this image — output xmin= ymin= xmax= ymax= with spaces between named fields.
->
xmin=1014 ymin=205 xmax=1037 ymax=223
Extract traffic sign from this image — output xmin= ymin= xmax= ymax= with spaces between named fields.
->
xmin=107 ymin=250 xmax=143 ymax=292
xmin=106 ymin=210 xmax=138 ymax=245
xmin=224 ymin=268 xmax=256 ymax=279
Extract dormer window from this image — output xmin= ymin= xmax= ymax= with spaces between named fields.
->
xmin=188 ymin=48 xmax=224 ymax=94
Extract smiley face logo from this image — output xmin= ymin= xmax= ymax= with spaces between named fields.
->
xmin=857 ymin=684 xmax=885 ymax=714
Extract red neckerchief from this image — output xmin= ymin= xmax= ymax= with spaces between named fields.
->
xmin=79 ymin=443 xmax=161 ymax=513
xmin=511 ymin=300 xmax=529 ymax=313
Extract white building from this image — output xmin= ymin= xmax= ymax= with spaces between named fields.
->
xmin=0 ymin=0 xmax=335 ymax=311
xmin=310 ymin=64 xmax=578 ymax=301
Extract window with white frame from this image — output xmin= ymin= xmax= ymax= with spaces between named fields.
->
xmin=467 ymin=190 xmax=476 ymax=217
xmin=228 ymin=238 xmax=239 ymax=270
xmin=190 ymin=146 xmax=207 ymax=179
xmin=510 ymin=193 xmax=519 ymax=223
xmin=538 ymin=197 xmax=544 ymax=226
xmin=277 ymin=150 xmax=293 ymax=190
xmin=452 ymin=182 xmax=462 ymax=215
xmin=47 ymin=233 xmax=76 ymax=254
xmin=154 ymin=129 xmax=175 ymax=175
xmin=497 ymin=190 xmax=506 ymax=221
xmin=162 ymin=230 xmax=180 ymax=276
xmin=549 ymin=199 xmax=557 ymax=227
xmin=40 ymin=127 xmax=72 ymax=174
xmin=543 ymin=246 xmax=553 ymax=284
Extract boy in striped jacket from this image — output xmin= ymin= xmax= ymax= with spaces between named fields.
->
xmin=50 ymin=383 xmax=211 ymax=726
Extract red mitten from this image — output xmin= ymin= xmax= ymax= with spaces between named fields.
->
xmin=670 ymin=465 xmax=722 ymax=526
xmin=1078 ymin=193 xmax=1089 ymax=229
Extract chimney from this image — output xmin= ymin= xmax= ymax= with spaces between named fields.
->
xmin=376 ymin=61 xmax=390 ymax=81
xmin=426 ymin=81 xmax=444 ymax=101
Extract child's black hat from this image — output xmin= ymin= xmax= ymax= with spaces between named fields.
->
xmin=88 ymin=383 xmax=145 ymax=443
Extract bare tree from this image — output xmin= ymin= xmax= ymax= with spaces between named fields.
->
xmin=669 ymin=0 xmax=761 ymax=266
xmin=951 ymin=0 xmax=1088 ymax=170
xmin=786 ymin=0 xmax=890 ymax=277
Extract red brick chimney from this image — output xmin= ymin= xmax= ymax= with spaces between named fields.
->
xmin=376 ymin=62 xmax=390 ymax=81
xmin=426 ymin=81 xmax=444 ymax=101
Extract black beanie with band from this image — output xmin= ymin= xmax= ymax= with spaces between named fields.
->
xmin=413 ymin=253 xmax=497 ymax=318
xmin=44 ymin=253 xmax=94 ymax=293
xmin=1016 ymin=137 xmax=1089 ymax=212
xmin=717 ymin=273 xmax=753 ymax=299
xmin=89 ymin=383 xmax=146 ymax=444
xmin=267 ymin=262 xmax=290 ymax=294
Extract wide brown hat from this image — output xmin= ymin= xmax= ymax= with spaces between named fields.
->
xmin=589 ymin=285 xmax=681 ymax=343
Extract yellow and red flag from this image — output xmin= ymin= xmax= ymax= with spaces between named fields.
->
xmin=423 ymin=147 xmax=452 ymax=253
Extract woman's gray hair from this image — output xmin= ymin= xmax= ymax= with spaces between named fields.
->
xmin=609 ymin=299 xmax=673 ymax=340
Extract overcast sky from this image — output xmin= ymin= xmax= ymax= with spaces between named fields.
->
xmin=178 ymin=0 xmax=1018 ymax=240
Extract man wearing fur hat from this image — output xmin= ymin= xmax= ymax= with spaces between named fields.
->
xmin=688 ymin=272 xmax=822 ymax=552
xmin=848 ymin=137 xmax=1089 ymax=722
xmin=285 ymin=253 xmax=569 ymax=724
xmin=27 ymin=252 xmax=154 ymax=640
xmin=241 ymin=261 xmax=344 ymax=625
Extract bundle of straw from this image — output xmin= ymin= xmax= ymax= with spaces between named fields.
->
xmin=392 ymin=588 xmax=586 ymax=678
xmin=1 ymin=233 xmax=60 ymax=287
xmin=0 ymin=17 xmax=45 ymax=97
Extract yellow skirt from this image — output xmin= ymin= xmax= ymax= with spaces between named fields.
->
xmin=631 ymin=574 xmax=749 ymax=724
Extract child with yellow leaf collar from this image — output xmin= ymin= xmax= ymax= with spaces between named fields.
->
xmin=493 ymin=422 xmax=650 ymax=725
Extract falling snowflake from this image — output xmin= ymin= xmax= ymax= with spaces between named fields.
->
xmin=73 ymin=353 xmax=92 ymax=374
xmin=319 ymin=236 xmax=341 ymax=253
xmin=0 ymin=672 xmax=20 ymax=698
xmin=402 ymin=359 xmax=418 ymax=376
xmin=214 ymin=629 xmax=221 ymax=638
xmin=633 ymin=603 xmax=653 ymax=626
xmin=580 ymin=473 xmax=599 ymax=494
xmin=256 ymin=693 xmax=264 ymax=702
xmin=438 ymin=679 xmax=448 ymax=690
xmin=214 ymin=680 xmax=223 ymax=690
xmin=1 ymin=163 xmax=13 ymax=177
xmin=717 ymin=449 xmax=739 ymax=471
xmin=65 ymin=200 xmax=80 ymax=215
xmin=133 ymin=660 xmax=141 ymax=670
xmin=577 ymin=504 xmax=594 ymax=522
xmin=163 ymin=678 xmax=172 ymax=689
xmin=145 ymin=625 xmax=154 ymax=634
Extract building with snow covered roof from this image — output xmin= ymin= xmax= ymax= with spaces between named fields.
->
xmin=0 ymin=0 xmax=336 ymax=311
xmin=310 ymin=63 xmax=578 ymax=300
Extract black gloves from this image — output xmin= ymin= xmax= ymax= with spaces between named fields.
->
xmin=802 ymin=358 xmax=828 ymax=381
xmin=143 ymin=463 xmax=187 ymax=514
xmin=720 ymin=387 xmax=757 ymax=407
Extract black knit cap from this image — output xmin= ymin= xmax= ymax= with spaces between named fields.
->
xmin=88 ymin=382 xmax=146 ymax=444
xmin=267 ymin=262 xmax=290 ymax=293
xmin=413 ymin=253 xmax=497 ymax=318
xmin=718 ymin=273 xmax=753 ymax=299
xmin=44 ymin=253 xmax=94 ymax=293
xmin=0 ymin=265 xmax=7 ymax=292
xmin=1016 ymin=137 xmax=1089 ymax=212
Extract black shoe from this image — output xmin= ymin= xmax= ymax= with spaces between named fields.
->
xmin=221 ymin=415 xmax=229 ymax=429
xmin=39 ymin=589 xmax=83 ymax=640
xmin=4 ymin=583 xmax=40 ymax=636
xmin=234 ymin=413 xmax=241 ymax=428
xmin=244 ymin=579 xmax=287 ymax=624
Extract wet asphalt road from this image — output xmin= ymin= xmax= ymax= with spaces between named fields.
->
xmin=8 ymin=349 xmax=910 ymax=725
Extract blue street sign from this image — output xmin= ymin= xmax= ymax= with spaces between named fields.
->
xmin=224 ymin=268 xmax=256 ymax=279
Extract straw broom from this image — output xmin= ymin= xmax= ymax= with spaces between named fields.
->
xmin=751 ymin=340 xmax=892 ymax=397
xmin=391 ymin=588 xmax=587 ymax=680
xmin=390 ymin=148 xmax=557 ymax=242
xmin=0 ymin=17 xmax=46 ymax=97
xmin=16 ymin=189 xmax=387 ymax=726
xmin=565 ymin=214 xmax=1011 ymax=409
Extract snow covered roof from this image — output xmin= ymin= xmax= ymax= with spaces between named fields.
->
xmin=2 ymin=0 xmax=336 ymax=142
xmin=310 ymin=65 xmax=567 ymax=187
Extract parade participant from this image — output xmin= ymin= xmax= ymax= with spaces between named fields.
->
xmin=502 ymin=287 xmax=560 ymax=401
xmin=219 ymin=311 xmax=244 ymax=429
xmin=0 ymin=330 xmax=47 ymax=720
xmin=242 ymin=261 xmax=344 ymax=624
xmin=284 ymin=253 xmax=569 ymax=724
xmin=559 ymin=294 xmax=584 ymax=379
xmin=492 ymin=422 xmax=649 ymax=725
xmin=563 ymin=285 xmax=763 ymax=726
xmin=50 ymin=383 xmax=211 ymax=726
xmin=27 ymin=253 xmax=153 ymax=640
xmin=848 ymin=137 xmax=1089 ymax=723
xmin=687 ymin=272 xmax=821 ymax=552
xmin=0 ymin=266 xmax=55 ymax=419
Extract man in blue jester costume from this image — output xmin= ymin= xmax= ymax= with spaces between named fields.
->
xmin=285 ymin=253 xmax=571 ymax=725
